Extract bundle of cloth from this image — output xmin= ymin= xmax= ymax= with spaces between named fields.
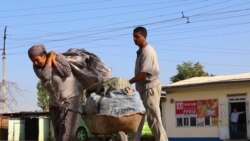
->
xmin=63 ymin=48 xmax=112 ymax=90
xmin=84 ymin=77 xmax=145 ymax=117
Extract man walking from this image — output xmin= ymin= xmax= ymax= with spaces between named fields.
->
xmin=230 ymin=108 xmax=245 ymax=137
xmin=129 ymin=26 xmax=168 ymax=141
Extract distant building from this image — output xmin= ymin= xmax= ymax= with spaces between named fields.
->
xmin=161 ymin=73 xmax=250 ymax=141
xmin=0 ymin=112 xmax=52 ymax=141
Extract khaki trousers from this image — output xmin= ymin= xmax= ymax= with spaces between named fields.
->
xmin=132 ymin=85 xmax=168 ymax=141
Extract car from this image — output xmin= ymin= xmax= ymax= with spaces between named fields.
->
xmin=75 ymin=119 xmax=153 ymax=141
xmin=75 ymin=119 xmax=91 ymax=141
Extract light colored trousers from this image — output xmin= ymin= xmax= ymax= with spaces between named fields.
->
xmin=132 ymin=85 xmax=168 ymax=141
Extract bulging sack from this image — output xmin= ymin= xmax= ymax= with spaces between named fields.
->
xmin=84 ymin=87 xmax=145 ymax=116
xmin=63 ymin=48 xmax=112 ymax=89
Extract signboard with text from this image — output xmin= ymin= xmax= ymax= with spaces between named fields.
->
xmin=175 ymin=99 xmax=218 ymax=126
xmin=176 ymin=101 xmax=196 ymax=117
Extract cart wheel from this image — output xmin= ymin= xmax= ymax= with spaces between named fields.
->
xmin=76 ymin=127 xmax=88 ymax=141
xmin=113 ymin=131 xmax=128 ymax=141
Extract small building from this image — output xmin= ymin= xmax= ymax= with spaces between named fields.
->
xmin=0 ymin=112 xmax=52 ymax=141
xmin=161 ymin=73 xmax=250 ymax=141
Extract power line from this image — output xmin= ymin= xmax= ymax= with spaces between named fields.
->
xmin=152 ymin=21 xmax=250 ymax=35
xmin=0 ymin=0 xmax=110 ymax=12
xmin=7 ymin=8 xmax=250 ymax=41
xmin=6 ymin=26 xmax=250 ymax=56
xmin=155 ymin=43 xmax=250 ymax=53
xmin=200 ymin=1 xmax=250 ymax=15
xmin=1 ymin=0 xmax=204 ymax=19
xmin=4 ymin=6 xmax=250 ymax=59
xmin=155 ymin=30 xmax=250 ymax=42
xmin=8 ymin=0 xmax=228 ymax=27
xmin=8 ymin=7 xmax=250 ymax=46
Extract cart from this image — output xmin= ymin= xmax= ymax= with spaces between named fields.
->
xmin=82 ymin=112 xmax=144 ymax=141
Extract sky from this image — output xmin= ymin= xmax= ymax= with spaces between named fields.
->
xmin=0 ymin=0 xmax=250 ymax=112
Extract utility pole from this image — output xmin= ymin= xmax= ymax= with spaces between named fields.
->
xmin=1 ymin=26 xmax=7 ymax=113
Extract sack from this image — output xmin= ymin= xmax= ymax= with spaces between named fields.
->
xmin=84 ymin=89 xmax=145 ymax=116
xmin=62 ymin=48 xmax=111 ymax=89
xmin=86 ymin=77 xmax=131 ymax=96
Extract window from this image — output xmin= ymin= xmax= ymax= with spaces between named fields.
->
xmin=183 ymin=117 xmax=189 ymax=126
xmin=176 ymin=116 xmax=215 ymax=127
xmin=205 ymin=116 xmax=211 ymax=126
xmin=190 ymin=117 xmax=196 ymax=126
xmin=177 ymin=118 xmax=183 ymax=127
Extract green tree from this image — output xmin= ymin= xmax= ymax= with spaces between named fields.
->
xmin=37 ymin=81 xmax=49 ymax=111
xmin=171 ymin=61 xmax=212 ymax=83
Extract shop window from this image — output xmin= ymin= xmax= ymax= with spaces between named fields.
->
xmin=176 ymin=117 xmax=214 ymax=127
xmin=183 ymin=117 xmax=189 ymax=126
xmin=205 ymin=116 xmax=211 ymax=126
xmin=176 ymin=118 xmax=183 ymax=127
xmin=190 ymin=117 xmax=196 ymax=126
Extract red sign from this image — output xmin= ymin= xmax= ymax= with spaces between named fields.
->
xmin=176 ymin=101 xmax=196 ymax=117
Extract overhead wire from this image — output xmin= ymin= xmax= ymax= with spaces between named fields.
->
xmin=0 ymin=0 xmax=111 ymax=12
xmin=7 ymin=0 xmax=211 ymax=29
xmin=6 ymin=49 xmax=250 ymax=68
xmin=1 ymin=0 xmax=204 ymax=19
xmin=7 ymin=3 xmax=249 ymax=36
xmin=4 ymin=1 xmax=234 ymax=42
xmin=0 ymin=0 xmax=186 ymax=13
xmin=8 ymin=7 xmax=250 ymax=46
xmin=3 ymin=0 xmax=249 ymax=62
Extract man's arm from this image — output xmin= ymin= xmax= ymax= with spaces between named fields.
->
xmin=46 ymin=51 xmax=54 ymax=67
xmin=239 ymin=111 xmax=245 ymax=114
xmin=129 ymin=72 xmax=147 ymax=84
xmin=54 ymin=53 xmax=72 ymax=77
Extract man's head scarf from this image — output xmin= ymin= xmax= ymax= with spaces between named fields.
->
xmin=28 ymin=44 xmax=46 ymax=59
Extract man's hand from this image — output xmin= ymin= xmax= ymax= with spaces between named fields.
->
xmin=47 ymin=51 xmax=57 ymax=67
xmin=50 ymin=51 xmax=58 ymax=67
xmin=129 ymin=72 xmax=147 ymax=84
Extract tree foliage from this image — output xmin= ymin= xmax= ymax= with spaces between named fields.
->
xmin=37 ymin=81 xmax=49 ymax=111
xmin=171 ymin=61 xmax=212 ymax=83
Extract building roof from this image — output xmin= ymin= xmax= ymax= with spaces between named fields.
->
xmin=163 ymin=72 xmax=250 ymax=89
xmin=0 ymin=111 xmax=49 ymax=118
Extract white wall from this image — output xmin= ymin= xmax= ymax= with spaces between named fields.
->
xmin=39 ymin=118 xmax=50 ymax=141
xmin=8 ymin=119 xmax=25 ymax=141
